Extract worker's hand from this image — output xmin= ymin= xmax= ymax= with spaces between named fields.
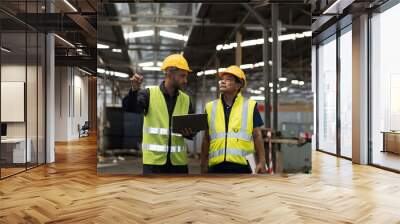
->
xmin=181 ymin=128 xmax=195 ymax=137
xmin=255 ymin=161 xmax=268 ymax=174
xmin=131 ymin=73 xmax=143 ymax=91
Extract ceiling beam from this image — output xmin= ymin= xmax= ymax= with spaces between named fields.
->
xmin=98 ymin=20 xmax=310 ymax=31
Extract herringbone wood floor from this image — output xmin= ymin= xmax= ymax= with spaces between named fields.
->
xmin=1 ymin=136 xmax=400 ymax=223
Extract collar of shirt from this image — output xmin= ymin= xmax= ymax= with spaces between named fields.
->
xmin=221 ymin=94 xmax=238 ymax=109
xmin=159 ymin=81 xmax=179 ymax=98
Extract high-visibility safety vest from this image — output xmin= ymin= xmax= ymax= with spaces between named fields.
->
xmin=205 ymin=93 xmax=256 ymax=167
xmin=142 ymin=86 xmax=190 ymax=165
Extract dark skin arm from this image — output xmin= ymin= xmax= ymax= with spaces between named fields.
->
xmin=253 ymin=127 xmax=267 ymax=174
xmin=200 ymin=131 xmax=210 ymax=174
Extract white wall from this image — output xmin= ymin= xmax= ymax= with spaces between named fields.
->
xmin=55 ymin=67 xmax=89 ymax=141
xmin=1 ymin=65 xmax=28 ymax=137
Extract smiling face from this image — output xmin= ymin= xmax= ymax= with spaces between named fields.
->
xmin=219 ymin=73 xmax=242 ymax=94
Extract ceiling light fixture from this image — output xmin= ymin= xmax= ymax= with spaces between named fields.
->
xmin=250 ymin=96 xmax=265 ymax=101
xmin=97 ymin=68 xmax=106 ymax=74
xmin=96 ymin=68 xmax=129 ymax=78
xmin=1 ymin=47 xmax=11 ymax=53
xmin=97 ymin=43 xmax=110 ymax=49
xmin=78 ymin=68 xmax=92 ymax=76
xmin=138 ymin=61 xmax=163 ymax=67
xmin=159 ymin=31 xmax=188 ymax=41
xmin=279 ymin=77 xmax=287 ymax=82
xmin=54 ymin=34 xmax=75 ymax=48
xmin=114 ymin=71 xmax=129 ymax=78
xmin=142 ymin=66 xmax=161 ymax=71
xmin=125 ymin=30 xmax=154 ymax=39
xmin=239 ymin=64 xmax=254 ymax=70
xmin=63 ymin=0 xmax=78 ymax=12
xmin=216 ymin=31 xmax=312 ymax=51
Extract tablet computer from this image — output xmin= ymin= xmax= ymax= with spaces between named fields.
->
xmin=172 ymin=113 xmax=208 ymax=133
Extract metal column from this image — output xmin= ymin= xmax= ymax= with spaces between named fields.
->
xmin=235 ymin=31 xmax=242 ymax=66
xmin=271 ymin=4 xmax=281 ymax=131
xmin=263 ymin=28 xmax=271 ymax=128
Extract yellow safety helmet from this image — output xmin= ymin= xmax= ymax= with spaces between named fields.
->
xmin=218 ymin=65 xmax=246 ymax=87
xmin=160 ymin=54 xmax=192 ymax=72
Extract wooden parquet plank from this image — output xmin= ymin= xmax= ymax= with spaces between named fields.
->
xmin=0 ymin=135 xmax=400 ymax=223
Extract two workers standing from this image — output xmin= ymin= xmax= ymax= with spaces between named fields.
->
xmin=123 ymin=54 xmax=267 ymax=175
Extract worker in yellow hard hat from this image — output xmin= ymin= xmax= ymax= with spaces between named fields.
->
xmin=201 ymin=65 xmax=267 ymax=174
xmin=122 ymin=54 xmax=196 ymax=174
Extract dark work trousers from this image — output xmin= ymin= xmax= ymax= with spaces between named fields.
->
xmin=208 ymin=161 xmax=252 ymax=174
xmin=142 ymin=152 xmax=188 ymax=174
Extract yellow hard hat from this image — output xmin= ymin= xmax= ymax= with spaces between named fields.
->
xmin=218 ymin=65 xmax=246 ymax=87
xmin=160 ymin=54 xmax=192 ymax=72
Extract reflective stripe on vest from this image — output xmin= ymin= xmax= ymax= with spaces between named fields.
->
xmin=143 ymin=127 xmax=182 ymax=137
xmin=142 ymin=144 xmax=186 ymax=153
xmin=209 ymin=148 xmax=250 ymax=159
xmin=210 ymin=132 xmax=252 ymax=141
xmin=206 ymin=93 xmax=256 ymax=166
xmin=209 ymin=99 xmax=252 ymax=141
xmin=142 ymin=86 xmax=189 ymax=165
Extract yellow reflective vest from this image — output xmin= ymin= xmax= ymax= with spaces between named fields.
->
xmin=142 ymin=87 xmax=190 ymax=165
xmin=205 ymin=93 xmax=256 ymax=167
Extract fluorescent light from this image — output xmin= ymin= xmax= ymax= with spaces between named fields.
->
xmin=254 ymin=62 xmax=264 ymax=67
xmin=159 ymin=31 xmax=188 ymax=41
xmin=125 ymin=30 xmax=154 ymax=39
xmin=259 ymin=87 xmax=265 ymax=91
xmin=279 ymin=77 xmax=287 ymax=82
xmin=138 ymin=61 xmax=163 ymax=67
xmin=112 ymin=48 xmax=122 ymax=53
xmin=96 ymin=68 xmax=129 ymax=78
xmin=291 ymin=80 xmax=299 ymax=85
xmin=97 ymin=68 xmax=106 ymax=74
xmin=1 ymin=47 xmax=11 ymax=53
xmin=216 ymin=43 xmax=237 ymax=51
xmin=54 ymin=34 xmax=75 ymax=48
xmin=204 ymin=69 xmax=217 ymax=75
xmin=78 ymin=68 xmax=92 ymax=76
xmin=239 ymin=64 xmax=254 ymax=70
xmin=142 ymin=66 xmax=161 ymax=71
xmin=97 ymin=43 xmax=110 ymax=49
xmin=197 ymin=68 xmax=224 ymax=76
xmin=250 ymin=96 xmax=265 ymax=101
xmin=63 ymin=0 xmax=78 ymax=12
xmin=114 ymin=71 xmax=129 ymax=78
xmin=303 ymin=31 xmax=312 ymax=37
xmin=138 ymin=62 xmax=154 ymax=67
xmin=281 ymin=87 xmax=288 ymax=92
xmin=217 ymin=31 xmax=312 ymax=51
xmin=299 ymin=81 xmax=305 ymax=86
